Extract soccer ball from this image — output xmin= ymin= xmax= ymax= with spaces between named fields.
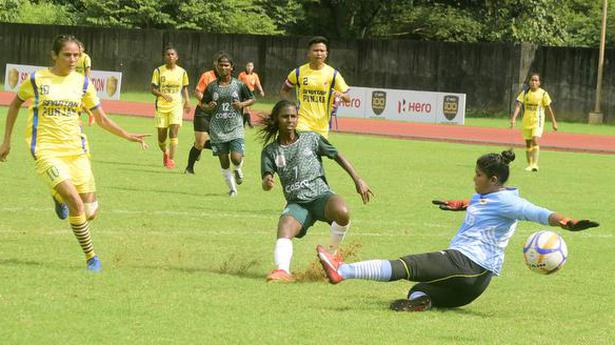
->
xmin=523 ymin=230 xmax=568 ymax=274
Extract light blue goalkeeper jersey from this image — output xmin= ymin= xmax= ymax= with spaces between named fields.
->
xmin=449 ymin=188 xmax=553 ymax=275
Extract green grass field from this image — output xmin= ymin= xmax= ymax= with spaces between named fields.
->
xmin=0 ymin=112 xmax=613 ymax=344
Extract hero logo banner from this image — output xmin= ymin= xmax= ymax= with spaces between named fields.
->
xmin=371 ymin=91 xmax=386 ymax=115
xmin=397 ymin=99 xmax=432 ymax=114
xmin=335 ymin=86 xmax=465 ymax=125
xmin=442 ymin=95 xmax=459 ymax=120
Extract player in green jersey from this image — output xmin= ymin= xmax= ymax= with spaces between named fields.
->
xmin=260 ymin=100 xmax=373 ymax=282
xmin=201 ymin=53 xmax=255 ymax=196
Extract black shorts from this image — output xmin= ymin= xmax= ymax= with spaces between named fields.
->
xmin=193 ymin=106 xmax=210 ymax=133
xmin=398 ymin=249 xmax=492 ymax=308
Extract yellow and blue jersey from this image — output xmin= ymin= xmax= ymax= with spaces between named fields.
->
xmin=151 ymin=65 xmax=189 ymax=112
xmin=449 ymin=188 xmax=553 ymax=275
xmin=17 ymin=69 xmax=100 ymax=159
xmin=285 ymin=63 xmax=349 ymax=137
xmin=516 ymin=88 xmax=552 ymax=129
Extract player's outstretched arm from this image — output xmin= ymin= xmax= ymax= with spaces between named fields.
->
xmin=334 ymin=153 xmax=373 ymax=204
xmin=548 ymin=213 xmax=599 ymax=232
xmin=92 ymin=107 xmax=149 ymax=149
xmin=432 ymin=199 xmax=469 ymax=211
xmin=0 ymin=96 xmax=25 ymax=162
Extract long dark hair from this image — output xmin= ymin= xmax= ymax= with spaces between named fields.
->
xmin=259 ymin=100 xmax=296 ymax=145
xmin=476 ymin=149 xmax=516 ymax=184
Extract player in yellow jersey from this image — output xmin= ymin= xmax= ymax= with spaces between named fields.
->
xmin=280 ymin=36 xmax=350 ymax=138
xmin=75 ymin=40 xmax=96 ymax=126
xmin=0 ymin=35 xmax=149 ymax=272
xmin=75 ymin=41 xmax=92 ymax=77
xmin=510 ymin=73 xmax=558 ymax=172
xmin=151 ymin=46 xmax=191 ymax=169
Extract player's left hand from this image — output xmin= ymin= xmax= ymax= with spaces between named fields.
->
xmin=355 ymin=178 xmax=374 ymax=204
xmin=232 ymin=100 xmax=242 ymax=110
xmin=559 ymin=218 xmax=599 ymax=231
xmin=127 ymin=133 xmax=151 ymax=150
xmin=183 ymin=103 xmax=192 ymax=113
xmin=552 ymin=122 xmax=558 ymax=131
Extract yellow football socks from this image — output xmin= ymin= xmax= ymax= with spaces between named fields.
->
xmin=532 ymin=145 xmax=540 ymax=167
xmin=69 ymin=214 xmax=96 ymax=260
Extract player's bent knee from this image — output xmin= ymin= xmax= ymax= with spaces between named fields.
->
xmin=277 ymin=216 xmax=302 ymax=239
xmin=329 ymin=202 xmax=350 ymax=225
xmin=84 ymin=201 xmax=99 ymax=220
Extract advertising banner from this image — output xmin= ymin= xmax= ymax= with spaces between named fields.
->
xmin=336 ymin=86 xmax=465 ymax=125
xmin=4 ymin=63 xmax=122 ymax=100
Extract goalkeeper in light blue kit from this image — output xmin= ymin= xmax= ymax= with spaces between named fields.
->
xmin=317 ymin=149 xmax=599 ymax=312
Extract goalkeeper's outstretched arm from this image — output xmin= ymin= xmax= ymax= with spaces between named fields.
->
xmin=548 ymin=213 xmax=599 ymax=232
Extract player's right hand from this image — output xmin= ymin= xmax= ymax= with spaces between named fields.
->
xmin=432 ymin=199 xmax=469 ymax=211
xmin=163 ymin=95 xmax=173 ymax=102
xmin=510 ymin=119 xmax=516 ymax=128
xmin=0 ymin=143 xmax=10 ymax=162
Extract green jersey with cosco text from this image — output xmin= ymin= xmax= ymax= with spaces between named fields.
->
xmin=261 ymin=131 xmax=338 ymax=203
xmin=203 ymin=78 xmax=254 ymax=143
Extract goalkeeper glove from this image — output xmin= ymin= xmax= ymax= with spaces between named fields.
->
xmin=432 ymin=199 xmax=469 ymax=211
xmin=559 ymin=218 xmax=599 ymax=231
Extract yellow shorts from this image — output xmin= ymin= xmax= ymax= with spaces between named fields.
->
xmin=35 ymin=155 xmax=96 ymax=194
xmin=155 ymin=104 xmax=183 ymax=128
xmin=522 ymin=126 xmax=543 ymax=140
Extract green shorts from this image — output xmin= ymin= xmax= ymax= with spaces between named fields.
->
xmin=282 ymin=191 xmax=334 ymax=238
xmin=211 ymin=138 xmax=244 ymax=156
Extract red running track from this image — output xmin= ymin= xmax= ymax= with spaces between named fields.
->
xmin=1 ymin=91 xmax=613 ymax=154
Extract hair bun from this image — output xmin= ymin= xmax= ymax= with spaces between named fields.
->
xmin=500 ymin=149 xmax=516 ymax=164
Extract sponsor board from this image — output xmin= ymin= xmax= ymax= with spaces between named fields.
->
xmin=336 ymin=86 xmax=465 ymax=125
xmin=4 ymin=63 xmax=123 ymax=100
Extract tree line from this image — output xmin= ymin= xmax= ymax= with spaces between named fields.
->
xmin=1 ymin=0 xmax=612 ymax=47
